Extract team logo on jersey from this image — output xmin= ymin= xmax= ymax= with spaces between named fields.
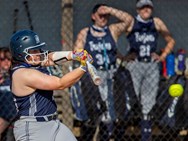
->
xmin=135 ymin=32 xmax=155 ymax=43
xmin=88 ymin=41 xmax=112 ymax=52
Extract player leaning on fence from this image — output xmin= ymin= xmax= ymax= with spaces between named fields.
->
xmin=120 ymin=0 xmax=175 ymax=141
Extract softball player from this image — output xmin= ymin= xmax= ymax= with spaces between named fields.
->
xmin=119 ymin=0 xmax=175 ymax=140
xmin=9 ymin=29 xmax=93 ymax=141
xmin=73 ymin=4 xmax=131 ymax=140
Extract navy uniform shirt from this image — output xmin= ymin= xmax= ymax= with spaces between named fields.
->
xmin=127 ymin=16 xmax=159 ymax=62
xmin=84 ymin=26 xmax=117 ymax=70
xmin=11 ymin=63 xmax=57 ymax=117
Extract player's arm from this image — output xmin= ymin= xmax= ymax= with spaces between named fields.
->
xmin=154 ymin=17 xmax=175 ymax=61
xmin=12 ymin=67 xmax=85 ymax=97
xmin=41 ymin=51 xmax=73 ymax=66
xmin=74 ymin=28 xmax=88 ymax=50
xmin=97 ymin=6 xmax=133 ymax=41
xmin=42 ymin=47 xmax=90 ymax=66
xmin=29 ymin=68 xmax=85 ymax=90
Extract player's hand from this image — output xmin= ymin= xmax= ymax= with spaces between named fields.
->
xmin=151 ymin=52 xmax=161 ymax=62
xmin=72 ymin=49 xmax=93 ymax=71
xmin=72 ymin=49 xmax=93 ymax=64
xmin=158 ymin=49 xmax=168 ymax=62
xmin=97 ymin=6 xmax=111 ymax=16
xmin=123 ymin=52 xmax=137 ymax=62
xmin=159 ymin=56 xmax=166 ymax=62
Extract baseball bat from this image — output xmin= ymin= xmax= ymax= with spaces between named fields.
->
xmin=13 ymin=9 xmax=19 ymax=33
xmin=23 ymin=0 xmax=34 ymax=30
xmin=86 ymin=61 xmax=102 ymax=86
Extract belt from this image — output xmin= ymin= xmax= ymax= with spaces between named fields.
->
xmin=17 ymin=114 xmax=57 ymax=122
xmin=36 ymin=114 xmax=57 ymax=122
xmin=137 ymin=57 xmax=152 ymax=63
xmin=97 ymin=64 xmax=116 ymax=71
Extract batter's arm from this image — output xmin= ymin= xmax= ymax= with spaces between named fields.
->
xmin=154 ymin=17 xmax=175 ymax=61
xmin=41 ymin=28 xmax=89 ymax=67
xmin=12 ymin=67 xmax=85 ymax=97
xmin=41 ymin=51 xmax=73 ymax=66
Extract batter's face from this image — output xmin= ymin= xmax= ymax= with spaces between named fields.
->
xmin=26 ymin=49 xmax=42 ymax=65
xmin=92 ymin=12 xmax=109 ymax=27
xmin=137 ymin=5 xmax=153 ymax=20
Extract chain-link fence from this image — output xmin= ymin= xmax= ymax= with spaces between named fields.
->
xmin=1 ymin=0 xmax=188 ymax=141
xmin=70 ymin=1 xmax=188 ymax=141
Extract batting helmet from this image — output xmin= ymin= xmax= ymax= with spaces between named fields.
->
xmin=9 ymin=29 xmax=48 ymax=63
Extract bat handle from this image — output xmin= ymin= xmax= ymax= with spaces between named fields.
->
xmin=86 ymin=61 xmax=102 ymax=85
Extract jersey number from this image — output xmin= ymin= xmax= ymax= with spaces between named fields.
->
xmin=139 ymin=45 xmax=151 ymax=57
xmin=96 ymin=54 xmax=109 ymax=65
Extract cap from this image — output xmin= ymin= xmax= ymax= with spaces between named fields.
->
xmin=92 ymin=3 xmax=107 ymax=14
xmin=136 ymin=0 xmax=153 ymax=9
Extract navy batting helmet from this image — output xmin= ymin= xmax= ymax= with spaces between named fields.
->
xmin=9 ymin=29 xmax=48 ymax=63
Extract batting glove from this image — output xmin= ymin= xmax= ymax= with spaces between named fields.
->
xmin=72 ymin=49 xmax=93 ymax=71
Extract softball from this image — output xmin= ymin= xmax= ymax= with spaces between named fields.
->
xmin=168 ymin=84 xmax=184 ymax=97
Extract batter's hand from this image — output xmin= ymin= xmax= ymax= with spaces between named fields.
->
xmin=72 ymin=49 xmax=93 ymax=71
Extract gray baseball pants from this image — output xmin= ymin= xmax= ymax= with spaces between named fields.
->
xmin=13 ymin=119 xmax=77 ymax=141
xmin=126 ymin=60 xmax=160 ymax=115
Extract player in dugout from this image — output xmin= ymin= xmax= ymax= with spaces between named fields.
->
xmin=119 ymin=0 xmax=175 ymax=140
